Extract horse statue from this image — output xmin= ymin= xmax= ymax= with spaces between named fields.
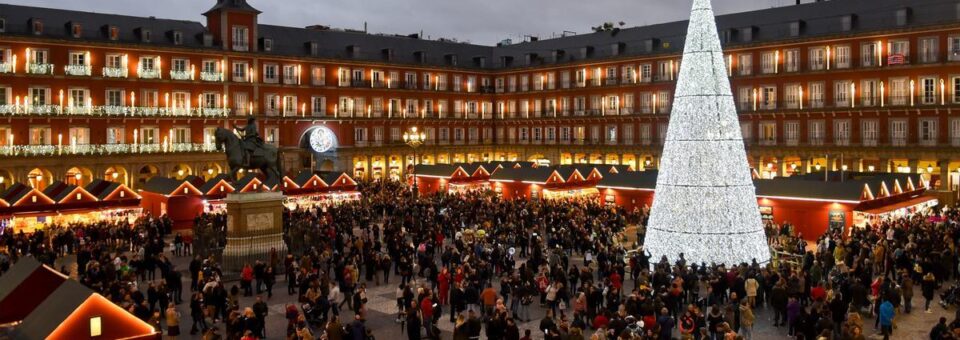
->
xmin=214 ymin=127 xmax=282 ymax=186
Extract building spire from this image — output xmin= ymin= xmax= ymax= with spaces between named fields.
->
xmin=642 ymin=0 xmax=771 ymax=266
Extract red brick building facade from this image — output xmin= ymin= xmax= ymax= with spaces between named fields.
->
xmin=1 ymin=0 xmax=959 ymax=195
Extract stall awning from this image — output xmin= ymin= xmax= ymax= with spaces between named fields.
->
xmin=858 ymin=196 xmax=937 ymax=215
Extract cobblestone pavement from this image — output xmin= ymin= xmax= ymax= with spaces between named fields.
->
xmin=57 ymin=251 xmax=954 ymax=340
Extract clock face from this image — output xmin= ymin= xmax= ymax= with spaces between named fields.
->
xmin=308 ymin=127 xmax=336 ymax=153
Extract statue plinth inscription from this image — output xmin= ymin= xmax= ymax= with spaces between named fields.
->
xmin=222 ymin=191 xmax=287 ymax=272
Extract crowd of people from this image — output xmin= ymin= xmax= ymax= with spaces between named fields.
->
xmin=1 ymin=177 xmax=960 ymax=340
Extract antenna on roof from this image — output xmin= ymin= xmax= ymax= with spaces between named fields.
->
xmin=364 ymin=21 xmax=367 ymax=33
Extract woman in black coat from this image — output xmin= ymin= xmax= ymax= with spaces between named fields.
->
xmin=922 ymin=272 xmax=937 ymax=312
xmin=406 ymin=309 xmax=422 ymax=340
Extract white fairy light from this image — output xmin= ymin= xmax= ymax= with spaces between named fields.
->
xmin=644 ymin=0 xmax=771 ymax=266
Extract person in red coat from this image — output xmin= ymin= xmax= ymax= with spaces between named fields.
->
xmin=438 ymin=268 xmax=451 ymax=305
xmin=420 ymin=293 xmax=434 ymax=322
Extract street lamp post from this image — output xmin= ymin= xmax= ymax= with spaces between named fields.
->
xmin=403 ymin=126 xmax=426 ymax=199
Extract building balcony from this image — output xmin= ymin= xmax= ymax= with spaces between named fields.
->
xmin=102 ymin=67 xmax=127 ymax=78
xmin=201 ymin=72 xmax=223 ymax=82
xmin=0 ymin=104 xmax=230 ymax=117
xmin=138 ymin=68 xmax=161 ymax=79
xmin=0 ymin=143 xmax=216 ymax=157
xmin=0 ymin=63 xmax=13 ymax=74
xmin=64 ymin=64 xmax=91 ymax=76
xmin=371 ymin=80 xmax=386 ymax=88
xmin=27 ymin=63 xmax=55 ymax=75
xmin=169 ymin=70 xmax=192 ymax=80
xmin=283 ymin=76 xmax=298 ymax=85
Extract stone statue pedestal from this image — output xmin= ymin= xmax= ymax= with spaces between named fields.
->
xmin=222 ymin=192 xmax=287 ymax=273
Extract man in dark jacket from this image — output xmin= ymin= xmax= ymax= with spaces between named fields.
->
xmin=406 ymin=308 xmax=421 ymax=340
xmin=770 ymin=281 xmax=788 ymax=327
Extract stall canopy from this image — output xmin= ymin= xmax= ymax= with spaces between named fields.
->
xmin=0 ymin=257 xmax=68 ymax=325
xmin=0 ymin=180 xmax=139 ymax=217
xmin=13 ymin=280 xmax=158 ymax=340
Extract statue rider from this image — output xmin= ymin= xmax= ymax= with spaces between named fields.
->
xmin=235 ymin=116 xmax=263 ymax=167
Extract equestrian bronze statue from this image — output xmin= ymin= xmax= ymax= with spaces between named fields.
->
xmin=214 ymin=117 xmax=283 ymax=185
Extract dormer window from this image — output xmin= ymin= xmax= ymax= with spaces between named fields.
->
xmin=263 ymin=38 xmax=273 ymax=52
xmin=71 ymin=23 xmax=82 ymax=38
xmin=143 ymin=30 xmax=152 ymax=43
xmin=172 ymin=31 xmax=183 ymax=45
xmin=31 ymin=19 xmax=43 ymax=35
xmin=0 ymin=18 xmax=5 ymax=33
xmin=108 ymin=26 xmax=119 ymax=40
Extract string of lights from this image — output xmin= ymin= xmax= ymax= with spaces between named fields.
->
xmin=644 ymin=0 xmax=771 ymax=267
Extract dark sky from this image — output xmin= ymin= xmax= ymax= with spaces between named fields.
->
xmin=16 ymin=0 xmax=798 ymax=45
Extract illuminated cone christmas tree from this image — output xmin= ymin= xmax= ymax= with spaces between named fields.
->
xmin=643 ymin=0 xmax=771 ymax=266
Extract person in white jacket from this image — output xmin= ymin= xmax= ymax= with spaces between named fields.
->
xmin=745 ymin=276 xmax=759 ymax=308
xmin=328 ymin=282 xmax=342 ymax=317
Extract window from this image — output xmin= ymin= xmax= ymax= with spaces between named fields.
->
xmin=30 ymin=49 xmax=48 ymax=64
xmin=784 ymin=84 xmax=800 ymax=109
xmin=106 ymin=127 xmax=125 ymax=144
xmin=808 ymin=120 xmax=825 ymax=145
xmin=263 ymin=38 xmax=273 ymax=51
xmin=172 ymin=58 xmax=187 ymax=72
xmin=738 ymin=54 xmax=752 ymax=76
xmin=861 ymin=119 xmax=879 ymax=146
xmin=232 ymin=26 xmax=249 ymax=51
xmin=0 ymin=87 xmax=8 ymax=106
xmin=0 ymin=18 xmax=5 ymax=33
xmin=311 ymin=96 xmax=326 ymax=116
xmin=888 ymin=40 xmax=910 ymax=65
xmin=264 ymin=126 xmax=279 ymax=145
xmin=263 ymin=64 xmax=278 ymax=83
xmin=233 ymin=62 xmax=248 ymax=81
xmin=173 ymin=31 xmax=183 ymax=45
xmin=737 ymin=87 xmax=752 ymax=111
xmin=233 ymin=92 xmax=248 ymax=114
xmin=919 ymin=37 xmax=938 ymax=63
xmin=950 ymin=118 xmax=960 ymax=147
xmin=203 ymin=93 xmax=219 ymax=109
xmin=106 ymin=89 xmax=124 ymax=107
xmin=740 ymin=122 xmax=752 ymax=143
xmin=890 ymin=77 xmax=909 ymax=105
xmin=921 ymin=77 xmax=937 ymax=104
xmin=265 ymin=94 xmax=280 ymax=115
xmin=69 ymin=88 xmax=88 ymax=108
xmin=404 ymin=72 xmax=416 ymax=89
xmin=141 ymin=90 xmax=158 ymax=107
xmin=29 ymin=126 xmax=51 ymax=145
xmin=834 ymin=45 xmax=851 ymax=69
xmin=71 ymin=23 xmax=82 ymax=38
xmin=919 ymin=119 xmax=938 ymax=146
xmin=32 ymin=20 xmax=43 ymax=35
xmin=889 ymin=119 xmax=908 ymax=146
xmin=312 ymin=66 xmax=325 ymax=86
xmin=834 ymin=120 xmax=851 ymax=146
xmin=575 ymin=69 xmax=586 ymax=87
xmin=809 ymin=47 xmax=826 ymax=71
xmin=784 ymin=121 xmax=799 ymax=146
xmin=761 ymin=52 xmax=776 ymax=74
xmin=861 ymin=42 xmax=879 ymax=67
xmin=953 ymin=77 xmax=960 ymax=104
xmin=108 ymin=26 xmax=119 ymax=40
xmin=281 ymin=96 xmax=297 ymax=115
xmin=809 ymin=82 xmax=825 ymax=108
xmin=758 ymin=122 xmax=776 ymax=145
xmin=784 ymin=49 xmax=799 ymax=72
xmin=30 ymin=87 xmax=50 ymax=105
xmin=949 ymin=35 xmax=960 ymax=61
xmin=834 ymin=81 xmax=851 ymax=107
xmin=140 ymin=127 xmax=159 ymax=145
xmin=171 ymin=127 xmax=190 ymax=144
xmin=760 ymin=86 xmax=776 ymax=110
xmin=861 ymin=79 xmax=879 ymax=107
xmin=640 ymin=64 xmax=652 ymax=82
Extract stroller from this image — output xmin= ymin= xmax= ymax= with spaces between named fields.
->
xmin=940 ymin=282 xmax=960 ymax=308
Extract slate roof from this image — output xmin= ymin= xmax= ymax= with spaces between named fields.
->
xmin=5 ymin=0 xmax=951 ymax=69
xmin=598 ymin=170 xmax=658 ymax=189
xmin=141 ymin=177 xmax=188 ymax=195
xmin=198 ymin=174 xmax=234 ymax=193
xmin=0 ymin=183 xmax=36 ymax=205
xmin=12 ymin=280 xmax=93 ymax=340
xmin=0 ymin=257 xmax=68 ymax=325
xmin=414 ymin=164 xmax=460 ymax=177
xmin=85 ymin=179 xmax=121 ymax=200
